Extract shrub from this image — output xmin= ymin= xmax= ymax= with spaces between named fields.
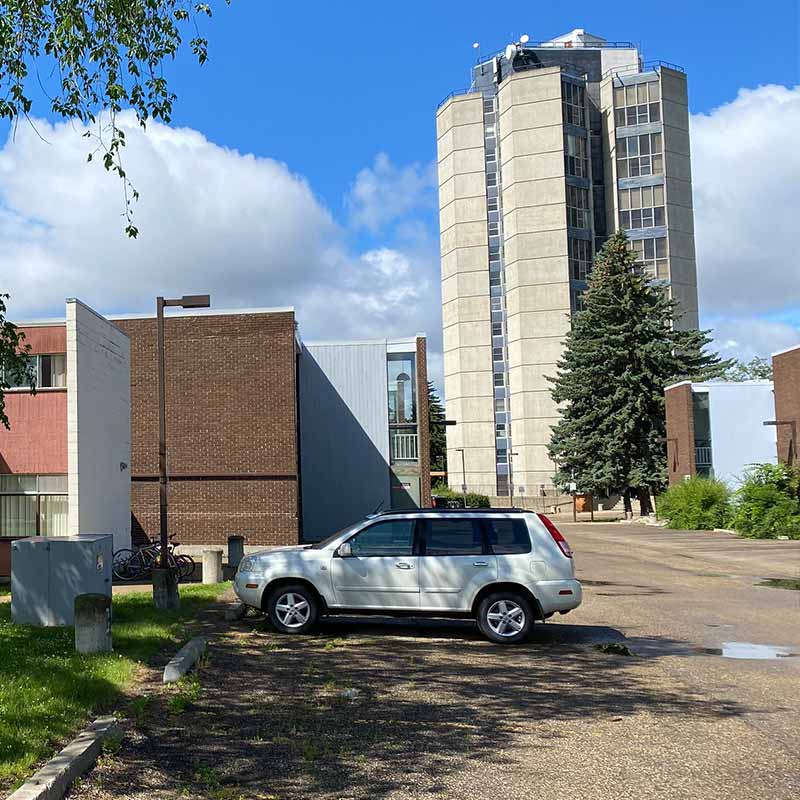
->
xmin=730 ymin=463 xmax=800 ymax=539
xmin=656 ymin=477 xmax=732 ymax=530
xmin=432 ymin=482 xmax=491 ymax=509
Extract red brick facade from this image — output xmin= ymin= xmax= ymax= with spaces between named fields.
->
xmin=773 ymin=345 xmax=800 ymax=466
xmin=117 ymin=312 xmax=300 ymax=548
xmin=664 ymin=381 xmax=696 ymax=485
xmin=0 ymin=325 xmax=68 ymax=475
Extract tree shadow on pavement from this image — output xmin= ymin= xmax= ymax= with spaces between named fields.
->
xmin=69 ymin=616 xmax=753 ymax=800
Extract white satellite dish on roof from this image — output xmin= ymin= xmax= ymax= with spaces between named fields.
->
xmin=472 ymin=41 xmax=480 ymax=49
xmin=520 ymin=34 xmax=530 ymax=43
xmin=505 ymin=43 xmax=516 ymax=61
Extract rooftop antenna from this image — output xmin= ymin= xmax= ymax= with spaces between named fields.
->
xmin=504 ymin=43 xmax=517 ymax=61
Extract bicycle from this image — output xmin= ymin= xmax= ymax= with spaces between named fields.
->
xmin=113 ymin=535 xmax=195 ymax=582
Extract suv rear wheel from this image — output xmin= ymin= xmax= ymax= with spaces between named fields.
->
xmin=477 ymin=591 xmax=533 ymax=644
xmin=267 ymin=584 xmax=319 ymax=635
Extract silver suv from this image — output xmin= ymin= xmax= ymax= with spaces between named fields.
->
xmin=234 ymin=509 xmax=582 ymax=644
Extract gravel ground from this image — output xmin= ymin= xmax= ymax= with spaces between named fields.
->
xmin=66 ymin=525 xmax=800 ymax=800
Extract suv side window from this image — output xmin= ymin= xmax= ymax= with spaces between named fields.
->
xmin=348 ymin=520 xmax=415 ymax=557
xmin=485 ymin=518 xmax=531 ymax=555
xmin=421 ymin=519 xmax=484 ymax=556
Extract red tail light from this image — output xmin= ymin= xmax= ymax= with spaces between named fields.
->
xmin=537 ymin=513 xmax=573 ymax=558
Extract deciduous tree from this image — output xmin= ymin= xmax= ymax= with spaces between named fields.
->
xmin=0 ymin=295 xmax=36 ymax=428
xmin=0 ymin=0 xmax=228 ymax=237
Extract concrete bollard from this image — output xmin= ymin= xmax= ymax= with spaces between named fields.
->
xmin=227 ymin=535 xmax=245 ymax=569
xmin=74 ymin=594 xmax=112 ymax=654
xmin=202 ymin=549 xmax=223 ymax=584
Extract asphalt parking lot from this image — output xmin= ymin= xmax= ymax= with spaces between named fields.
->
xmin=69 ymin=523 xmax=800 ymax=800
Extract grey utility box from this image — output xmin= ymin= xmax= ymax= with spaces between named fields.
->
xmin=11 ymin=535 xmax=113 ymax=626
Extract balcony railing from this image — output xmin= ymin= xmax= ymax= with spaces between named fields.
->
xmin=695 ymin=446 xmax=713 ymax=467
xmin=391 ymin=432 xmax=419 ymax=462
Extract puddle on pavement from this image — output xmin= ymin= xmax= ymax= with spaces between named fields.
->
xmin=702 ymin=642 xmax=796 ymax=660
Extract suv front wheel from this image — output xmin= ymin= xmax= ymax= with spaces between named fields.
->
xmin=267 ymin=584 xmax=319 ymax=635
xmin=477 ymin=592 xmax=534 ymax=644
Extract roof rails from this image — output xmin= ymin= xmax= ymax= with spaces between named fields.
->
xmin=374 ymin=507 xmax=532 ymax=516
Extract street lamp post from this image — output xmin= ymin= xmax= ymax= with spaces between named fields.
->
xmin=763 ymin=419 xmax=797 ymax=465
xmin=509 ymin=452 xmax=519 ymax=508
xmin=455 ymin=448 xmax=467 ymax=506
xmin=152 ymin=294 xmax=210 ymax=610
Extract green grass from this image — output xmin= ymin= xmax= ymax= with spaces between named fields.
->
xmin=0 ymin=582 xmax=229 ymax=791
xmin=0 ymin=585 xmax=10 ymax=597
xmin=758 ymin=578 xmax=800 ymax=591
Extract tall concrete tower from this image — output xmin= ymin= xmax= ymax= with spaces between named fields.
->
xmin=436 ymin=28 xmax=698 ymax=499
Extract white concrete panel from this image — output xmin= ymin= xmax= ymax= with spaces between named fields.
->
xmin=442 ymin=296 xmax=491 ymax=328
xmin=441 ymin=270 xmax=490 ymax=304
xmin=498 ymin=69 xmax=562 ymax=110
xmin=503 ymin=178 xmax=568 ymax=213
xmin=66 ymin=299 xmax=131 ymax=551
xmin=504 ymin=230 xmax=568 ymax=265
xmin=504 ymin=257 xmax=570 ymax=289
xmin=440 ymin=246 xmax=488 ymax=279
xmin=442 ymin=321 xmax=492 ymax=354
xmin=502 ymin=151 xmax=565 ymax=187
xmin=500 ymin=127 xmax=564 ymax=162
xmin=702 ymin=382 xmax=777 ymax=485
xmin=440 ymin=221 xmax=487 ymax=256
xmin=503 ymin=204 xmax=568 ymax=238
xmin=444 ymin=345 xmax=493 ymax=377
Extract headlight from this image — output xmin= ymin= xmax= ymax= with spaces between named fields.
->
xmin=239 ymin=557 xmax=256 ymax=573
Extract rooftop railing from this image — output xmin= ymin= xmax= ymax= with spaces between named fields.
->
xmin=602 ymin=59 xmax=686 ymax=80
xmin=476 ymin=40 xmax=638 ymax=64
xmin=437 ymin=61 xmax=588 ymax=109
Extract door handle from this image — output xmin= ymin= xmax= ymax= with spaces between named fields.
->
xmin=395 ymin=561 xmax=414 ymax=569
xmin=473 ymin=561 xmax=489 ymax=567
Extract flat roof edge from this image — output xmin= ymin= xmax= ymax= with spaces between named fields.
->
xmin=107 ymin=306 xmax=296 ymax=321
xmin=664 ymin=380 xmax=692 ymax=391
xmin=771 ymin=342 xmax=800 ymax=358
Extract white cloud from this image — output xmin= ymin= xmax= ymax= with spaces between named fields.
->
xmin=346 ymin=152 xmax=435 ymax=233
xmin=703 ymin=314 xmax=800 ymax=363
xmin=0 ymin=113 xmax=443 ymax=383
xmin=692 ymin=84 xmax=800 ymax=315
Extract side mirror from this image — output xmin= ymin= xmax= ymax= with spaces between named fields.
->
xmin=337 ymin=542 xmax=353 ymax=558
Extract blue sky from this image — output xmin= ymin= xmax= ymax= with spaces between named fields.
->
xmin=1 ymin=1 xmax=799 ymax=389
xmin=159 ymin=1 xmax=799 ymax=211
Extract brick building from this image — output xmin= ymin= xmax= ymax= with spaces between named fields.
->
xmin=772 ymin=344 xmax=800 ymax=466
xmin=664 ymin=343 xmax=800 ymax=485
xmin=2 ymin=304 xmax=430 ymax=550
xmin=0 ymin=300 xmax=131 ymax=566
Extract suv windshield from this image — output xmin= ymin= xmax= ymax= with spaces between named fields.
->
xmin=310 ymin=522 xmax=362 ymax=549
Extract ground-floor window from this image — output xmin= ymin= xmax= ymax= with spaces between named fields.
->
xmin=0 ymin=475 xmax=68 ymax=536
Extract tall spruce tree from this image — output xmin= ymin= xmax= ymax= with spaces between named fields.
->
xmin=428 ymin=381 xmax=447 ymax=473
xmin=547 ymin=231 xmax=726 ymax=514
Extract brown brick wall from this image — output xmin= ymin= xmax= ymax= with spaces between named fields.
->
xmin=117 ymin=312 xmax=299 ymax=547
xmin=773 ymin=346 xmax=800 ymax=466
xmin=416 ymin=336 xmax=432 ymax=508
xmin=664 ymin=382 xmax=696 ymax=484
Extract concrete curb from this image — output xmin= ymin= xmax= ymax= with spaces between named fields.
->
xmin=163 ymin=636 xmax=207 ymax=683
xmin=7 ymin=716 xmax=119 ymax=800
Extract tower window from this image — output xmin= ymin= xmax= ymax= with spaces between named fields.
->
xmin=562 ymin=81 xmax=586 ymax=128
xmin=566 ymin=185 xmax=590 ymax=229
xmin=614 ymin=80 xmax=660 ymax=127
xmin=616 ymin=133 xmax=663 ymax=177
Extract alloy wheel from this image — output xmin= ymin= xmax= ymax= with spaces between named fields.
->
xmin=486 ymin=599 xmax=526 ymax=637
xmin=275 ymin=592 xmax=311 ymax=628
